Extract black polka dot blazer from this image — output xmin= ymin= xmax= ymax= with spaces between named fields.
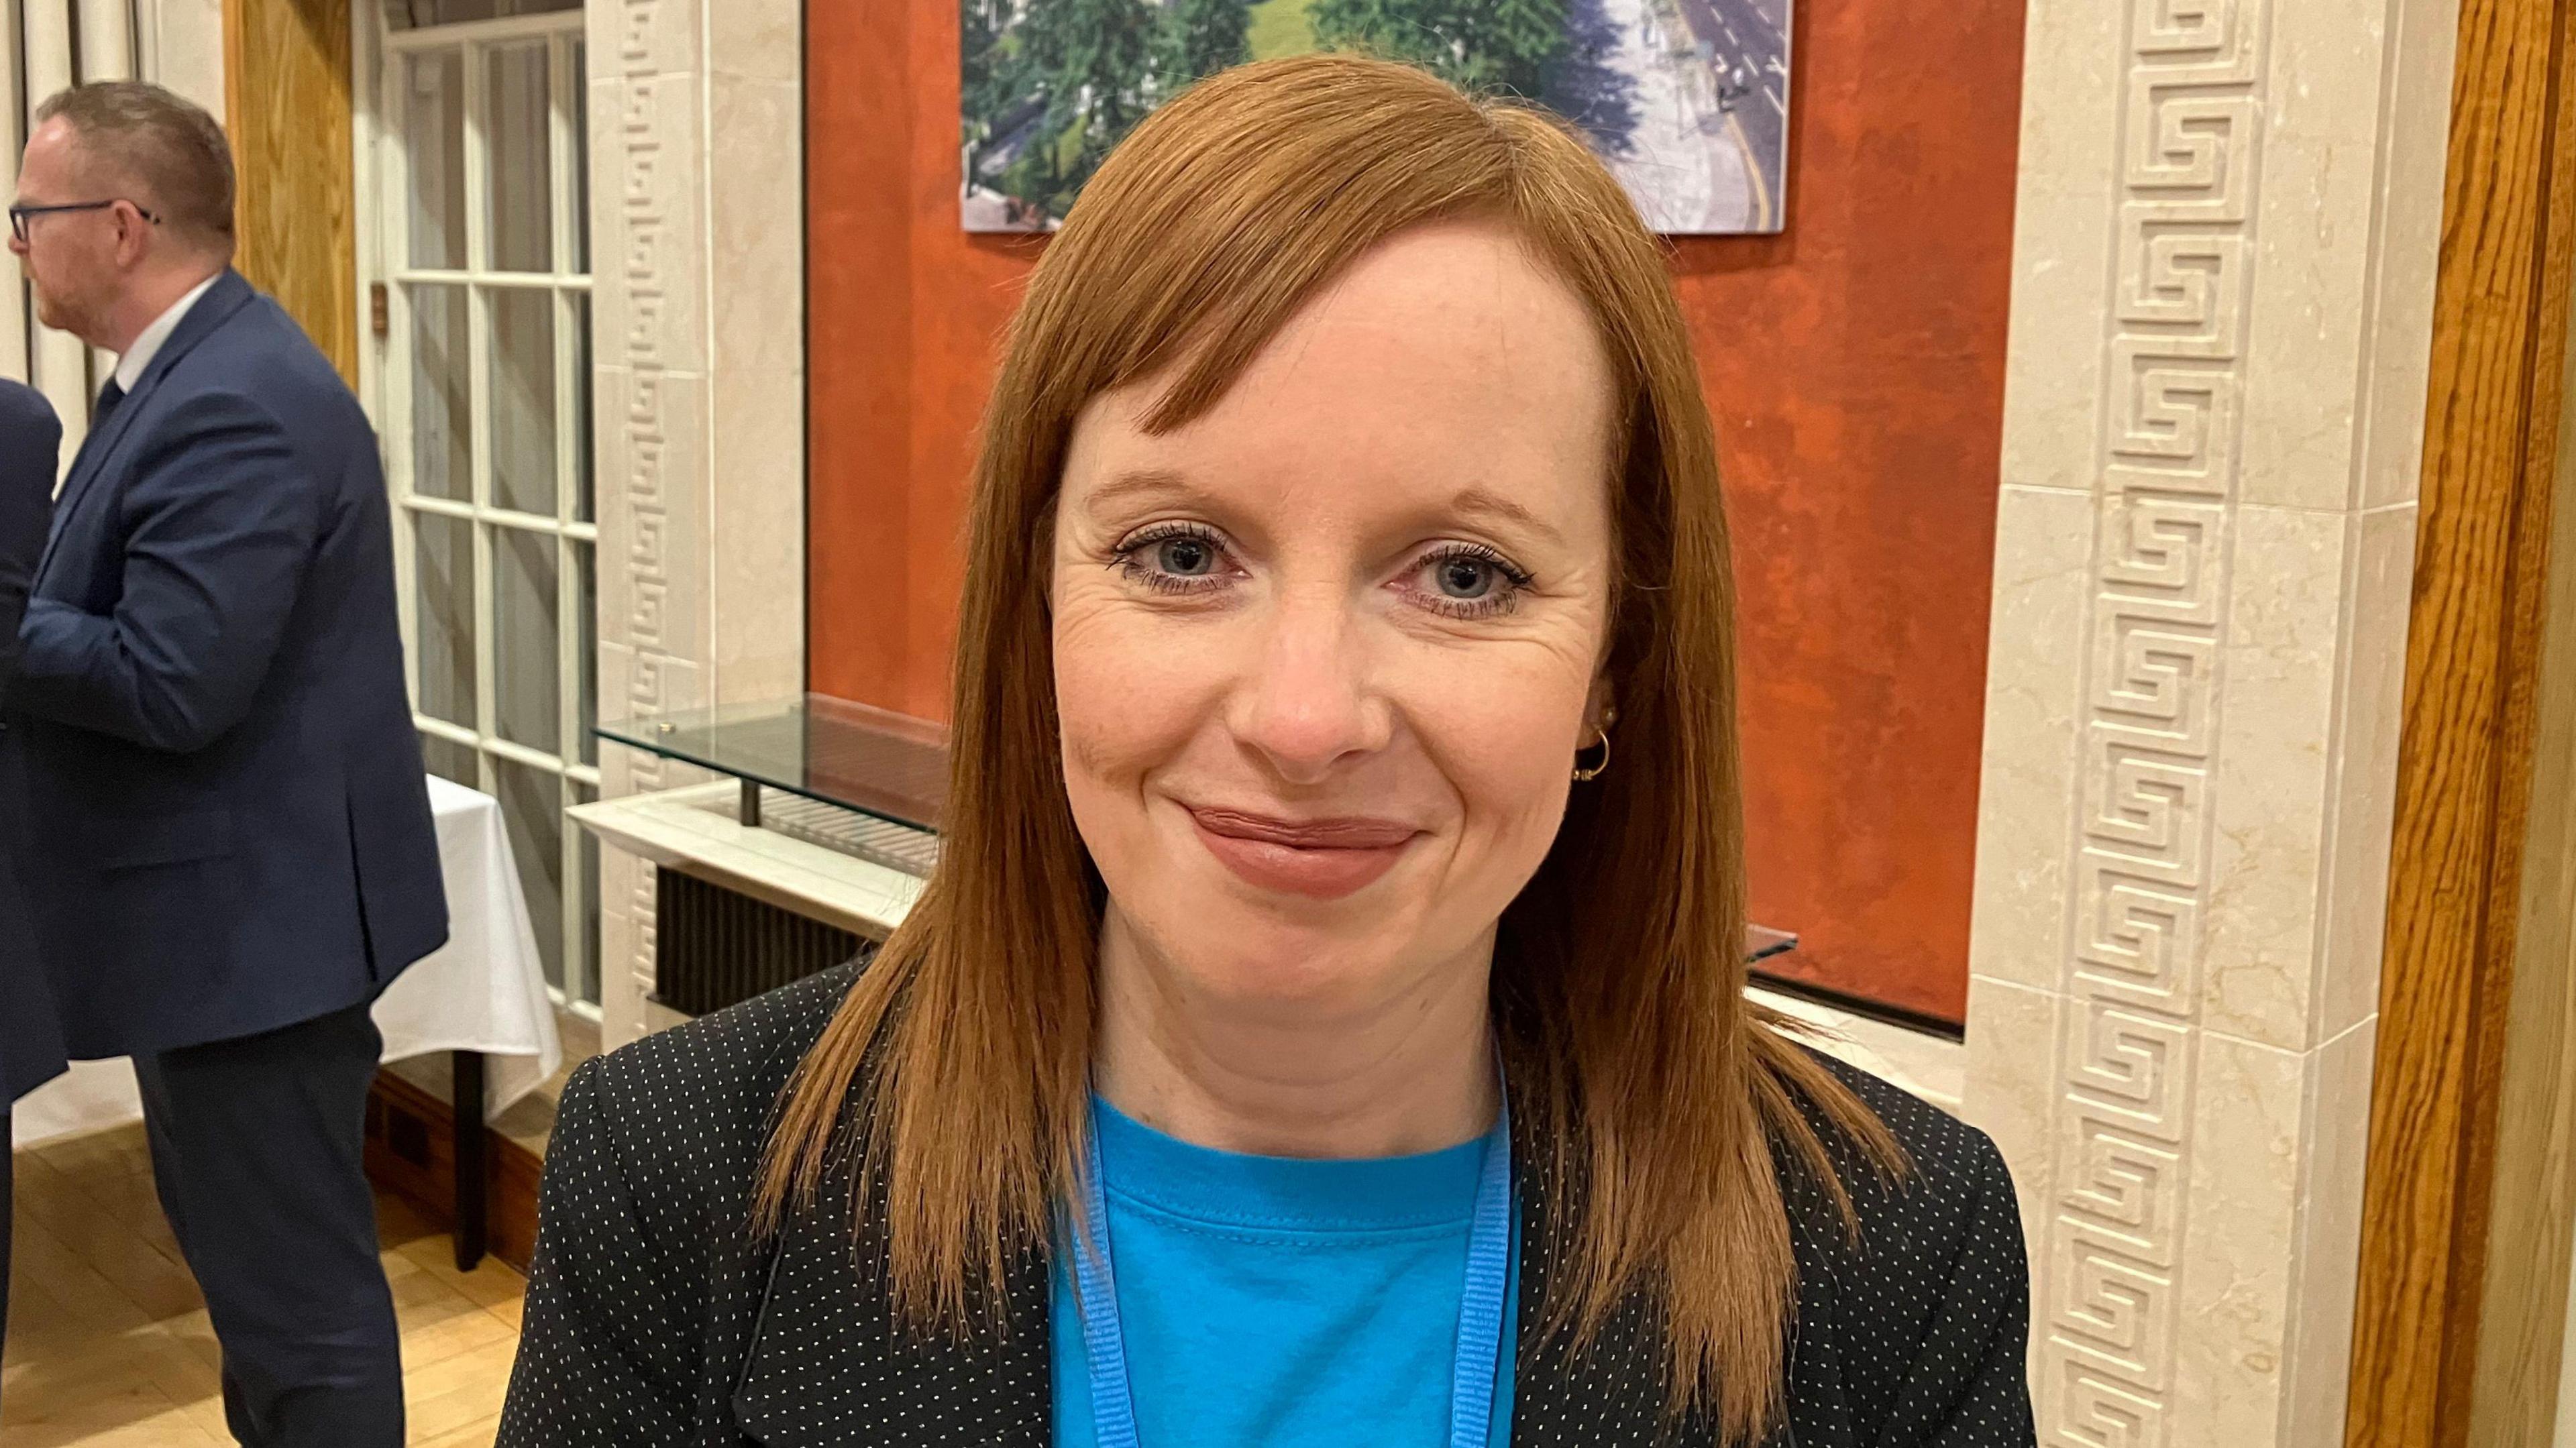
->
xmin=497 ymin=961 xmax=2036 ymax=1446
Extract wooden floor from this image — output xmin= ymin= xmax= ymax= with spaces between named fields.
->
xmin=1 ymin=1125 xmax=523 ymax=1447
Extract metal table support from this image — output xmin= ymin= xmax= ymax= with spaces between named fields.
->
xmin=452 ymin=1050 xmax=488 ymax=1272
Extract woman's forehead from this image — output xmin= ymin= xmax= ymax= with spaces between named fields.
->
xmin=1065 ymin=225 xmax=1617 ymax=528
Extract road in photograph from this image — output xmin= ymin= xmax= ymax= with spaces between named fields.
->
xmin=1670 ymin=0 xmax=1785 ymax=226
xmin=1588 ymin=0 xmax=1753 ymax=231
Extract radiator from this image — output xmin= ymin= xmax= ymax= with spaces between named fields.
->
xmin=651 ymin=869 xmax=865 ymax=1017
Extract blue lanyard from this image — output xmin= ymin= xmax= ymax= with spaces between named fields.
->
xmin=1071 ymin=1089 xmax=1516 ymax=1448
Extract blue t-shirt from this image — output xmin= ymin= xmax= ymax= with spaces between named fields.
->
xmin=1050 ymin=1095 xmax=1519 ymax=1447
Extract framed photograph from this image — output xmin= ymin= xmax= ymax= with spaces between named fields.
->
xmin=959 ymin=0 xmax=1790 ymax=234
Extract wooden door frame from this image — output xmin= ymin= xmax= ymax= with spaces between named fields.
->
xmin=221 ymin=0 xmax=357 ymax=384
xmin=2468 ymin=280 xmax=2576 ymax=1446
xmin=2347 ymin=0 xmax=2576 ymax=1443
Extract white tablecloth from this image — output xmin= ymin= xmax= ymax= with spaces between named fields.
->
xmin=11 ymin=775 xmax=564 ymax=1148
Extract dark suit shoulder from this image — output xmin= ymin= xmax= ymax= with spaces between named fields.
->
xmin=170 ymin=303 xmax=347 ymax=406
xmin=143 ymin=283 xmax=364 ymax=447
xmin=0 ymin=378 xmax=59 ymax=439
xmin=118 ymin=305 xmax=336 ymax=478
xmin=0 ymin=378 xmax=60 ymax=511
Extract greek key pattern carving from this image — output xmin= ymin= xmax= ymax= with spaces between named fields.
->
xmin=2039 ymin=1 xmax=2266 ymax=1441
xmin=612 ymin=0 xmax=680 ymax=993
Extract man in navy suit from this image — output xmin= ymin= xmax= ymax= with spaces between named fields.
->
xmin=0 ymin=377 xmax=65 ymax=1360
xmin=7 ymin=82 xmax=443 ymax=1445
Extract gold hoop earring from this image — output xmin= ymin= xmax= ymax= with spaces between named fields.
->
xmin=1572 ymin=725 xmax=1612 ymax=782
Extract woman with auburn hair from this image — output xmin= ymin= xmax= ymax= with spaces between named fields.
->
xmin=500 ymin=54 xmax=2032 ymax=1448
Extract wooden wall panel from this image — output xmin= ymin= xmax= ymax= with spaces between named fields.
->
xmin=2346 ymin=0 xmax=2576 ymax=1442
xmin=363 ymin=1071 xmax=541 ymax=1274
xmin=221 ymin=0 xmax=355 ymax=385
xmin=2464 ymin=277 xmax=2576 ymax=1445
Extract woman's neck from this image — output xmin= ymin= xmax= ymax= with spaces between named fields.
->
xmin=1091 ymin=913 xmax=1499 ymax=1159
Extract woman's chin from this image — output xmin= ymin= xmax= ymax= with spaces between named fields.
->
xmin=1134 ymin=903 xmax=1408 ymax=1007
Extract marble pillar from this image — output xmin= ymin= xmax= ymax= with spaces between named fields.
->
xmin=589 ymin=0 xmax=806 ymax=1048
xmin=1960 ymin=0 xmax=2457 ymax=1442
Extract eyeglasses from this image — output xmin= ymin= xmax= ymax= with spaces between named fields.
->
xmin=8 ymin=200 xmax=160 ymax=244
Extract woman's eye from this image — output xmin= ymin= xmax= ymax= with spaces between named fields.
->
xmin=1112 ymin=525 xmax=1235 ymax=594
xmin=1433 ymin=556 xmax=1499 ymax=600
xmin=1156 ymin=537 xmax=1218 ymax=576
xmin=1407 ymin=547 xmax=1532 ymax=615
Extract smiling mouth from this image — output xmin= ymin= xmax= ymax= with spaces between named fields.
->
xmin=1185 ymin=807 xmax=1420 ymax=899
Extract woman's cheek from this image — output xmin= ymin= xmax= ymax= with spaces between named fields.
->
xmin=1393 ymin=663 xmax=1588 ymax=844
xmin=1053 ymin=596 xmax=1218 ymax=789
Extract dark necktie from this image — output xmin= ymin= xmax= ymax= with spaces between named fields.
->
xmin=93 ymin=379 xmax=125 ymax=429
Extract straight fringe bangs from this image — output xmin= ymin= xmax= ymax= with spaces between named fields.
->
xmin=755 ymin=54 xmax=1903 ymax=1445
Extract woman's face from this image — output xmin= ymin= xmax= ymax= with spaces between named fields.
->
xmin=1051 ymin=221 xmax=1617 ymax=1020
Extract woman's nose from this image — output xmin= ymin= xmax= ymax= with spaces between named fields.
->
xmin=1232 ymin=589 xmax=1389 ymax=785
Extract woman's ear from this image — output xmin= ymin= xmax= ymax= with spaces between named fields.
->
xmin=1584 ymin=677 xmax=1617 ymax=736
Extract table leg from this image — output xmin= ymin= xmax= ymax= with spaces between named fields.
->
xmin=452 ymin=1050 xmax=488 ymax=1272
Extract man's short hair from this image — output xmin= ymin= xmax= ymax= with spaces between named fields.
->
xmin=33 ymin=81 xmax=234 ymax=255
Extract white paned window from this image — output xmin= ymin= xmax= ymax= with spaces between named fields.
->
xmin=370 ymin=5 xmax=600 ymax=1009
xmin=9 ymin=0 xmax=140 ymax=445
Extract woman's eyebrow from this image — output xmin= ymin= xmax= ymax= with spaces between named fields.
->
xmin=1086 ymin=468 xmax=1201 ymax=512
xmin=1085 ymin=472 xmax=1566 ymax=548
xmin=1447 ymin=487 xmax=1566 ymax=547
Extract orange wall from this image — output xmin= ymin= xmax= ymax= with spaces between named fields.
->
xmin=806 ymin=0 xmax=1042 ymax=722
xmin=806 ymin=1 xmax=2024 ymax=1022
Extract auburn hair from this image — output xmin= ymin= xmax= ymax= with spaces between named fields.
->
xmin=758 ymin=53 xmax=1901 ymax=1443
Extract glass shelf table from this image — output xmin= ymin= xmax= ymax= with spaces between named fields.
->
xmin=598 ymin=693 xmax=949 ymax=832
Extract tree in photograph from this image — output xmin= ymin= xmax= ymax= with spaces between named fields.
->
xmin=1310 ymin=0 xmax=1567 ymax=101
xmin=1015 ymin=0 xmax=1160 ymax=214
xmin=1309 ymin=0 xmax=1446 ymax=78
xmin=1157 ymin=0 xmax=1252 ymax=87
xmin=1465 ymin=0 xmax=1567 ymax=97
xmin=961 ymin=0 xmax=1031 ymax=171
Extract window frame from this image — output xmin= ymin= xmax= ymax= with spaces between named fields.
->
xmin=360 ymin=2 xmax=604 ymax=1015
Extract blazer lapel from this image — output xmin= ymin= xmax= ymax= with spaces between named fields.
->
xmin=1505 ymin=1105 xmax=1796 ymax=1447
xmin=733 ymin=1143 xmax=1053 ymax=1447
xmin=35 ymin=271 xmax=256 ymax=588
xmin=1507 ymin=1113 xmax=1703 ymax=1447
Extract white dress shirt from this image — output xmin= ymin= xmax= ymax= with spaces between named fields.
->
xmin=113 ymin=272 xmax=221 ymax=393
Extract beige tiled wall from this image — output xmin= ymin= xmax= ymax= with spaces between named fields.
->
xmin=588 ymin=0 xmax=807 ymax=1049
xmin=1961 ymin=0 xmax=2456 ymax=1441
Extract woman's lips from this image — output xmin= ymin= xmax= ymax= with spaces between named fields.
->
xmin=1186 ymin=807 xmax=1419 ymax=899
